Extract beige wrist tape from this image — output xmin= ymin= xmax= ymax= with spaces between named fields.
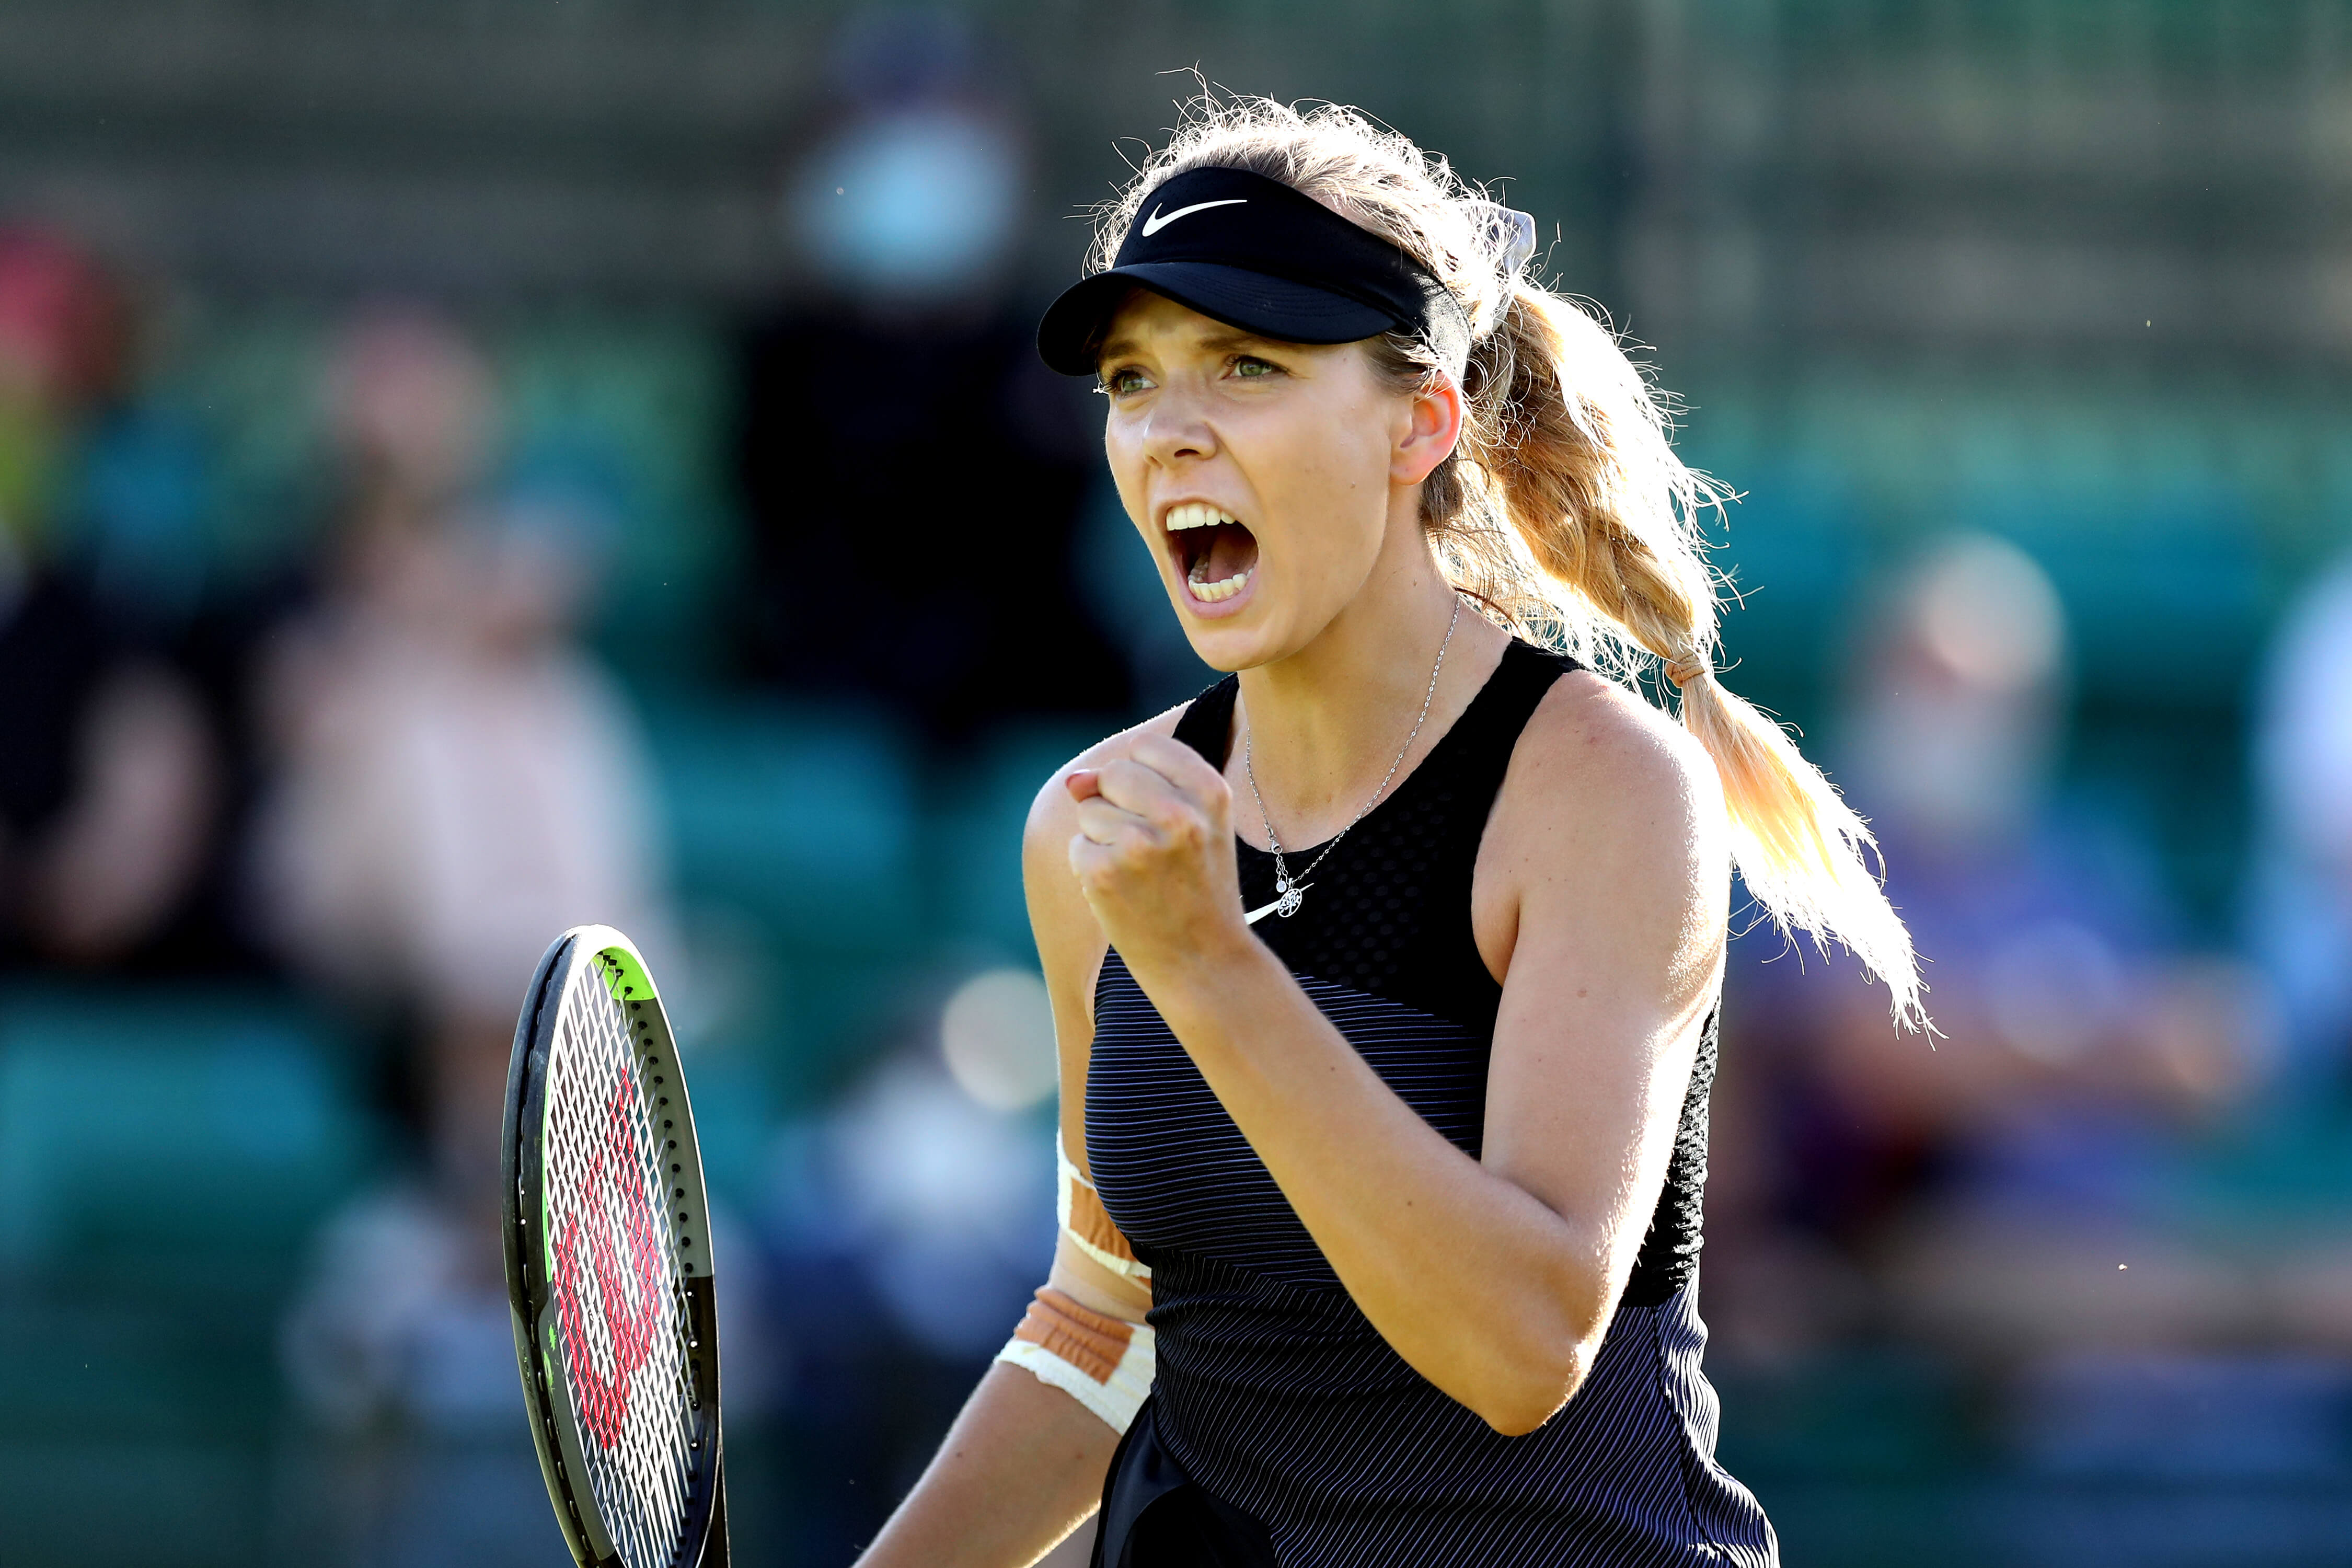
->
xmin=994 ymin=1132 xmax=1154 ymax=1432
xmin=996 ymin=1287 xmax=1155 ymax=1433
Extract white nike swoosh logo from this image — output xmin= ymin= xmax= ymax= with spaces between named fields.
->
xmin=1140 ymin=198 xmax=1247 ymax=237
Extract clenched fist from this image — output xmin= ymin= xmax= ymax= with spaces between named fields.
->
xmin=1065 ymin=734 xmax=1252 ymax=977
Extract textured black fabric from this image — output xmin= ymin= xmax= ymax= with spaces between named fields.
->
xmin=1628 ymin=1012 xmax=1716 ymax=1307
xmin=1169 ymin=639 xmax=1712 ymax=1304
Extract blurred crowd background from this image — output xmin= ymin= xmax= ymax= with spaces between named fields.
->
xmin=2 ymin=3 xmax=2349 ymax=1565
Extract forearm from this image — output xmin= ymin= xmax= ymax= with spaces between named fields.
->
xmin=855 ymin=1362 xmax=1119 ymax=1568
xmin=1128 ymin=933 xmax=1607 ymax=1428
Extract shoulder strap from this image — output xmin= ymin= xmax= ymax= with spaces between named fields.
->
xmin=1172 ymin=675 xmax=1240 ymax=769
xmin=1451 ymin=639 xmax=1577 ymax=746
xmin=1421 ymin=639 xmax=1579 ymax=813
xmin=1166 ymin=642 xmax=1574 ymax=778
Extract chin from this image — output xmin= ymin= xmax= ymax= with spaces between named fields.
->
xmin=1168 ymin=579 xmax=1298 ymax=673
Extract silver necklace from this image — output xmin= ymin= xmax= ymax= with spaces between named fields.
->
xmin=1242 ymin=598 xmax=1461 ymax=926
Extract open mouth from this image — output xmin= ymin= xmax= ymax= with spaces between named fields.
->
xmin=1165 ymin=502 xmax=1260 ymax=604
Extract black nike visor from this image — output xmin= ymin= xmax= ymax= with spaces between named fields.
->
xmin=1035 ymin=166 xmax=1469 ymax=378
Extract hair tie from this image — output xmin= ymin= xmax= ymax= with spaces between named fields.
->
xmin=1495 ymin=207 xmax=1536 ymax=277
xmin=1664 ymin=651 xmax=1710 ymax=688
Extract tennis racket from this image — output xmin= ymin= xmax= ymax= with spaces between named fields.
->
xmin=503 ymin=924 xmax=729 ymax=1568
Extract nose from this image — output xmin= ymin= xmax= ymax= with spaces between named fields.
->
xmin=1136 ymin=378 xmax=1217 ymax=467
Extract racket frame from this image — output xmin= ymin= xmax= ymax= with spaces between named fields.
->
xmin=503 ymin=924 xmax=729 ymax=1568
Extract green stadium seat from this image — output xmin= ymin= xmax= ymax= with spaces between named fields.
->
xmin=1965 ymin=480 xmax=2265 ymax=704
xmin=647 ymin=698 xmax=931 ymax=1106
xmin=0 ymin=989 xmax=372 ymax=1296
xmin=648 ymin=697 xmax=923 ymax=958
xmin=933 ymin=720 xmax=1115 ymax=962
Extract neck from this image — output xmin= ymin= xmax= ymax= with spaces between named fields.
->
xmin=1235 ymin=511 xmax=1506 ymax=846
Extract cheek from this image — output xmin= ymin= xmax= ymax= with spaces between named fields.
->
xmin=1258 ymin=416 xmax=1391 ymax=563
xmin=1104 ymin=422 xmax=1150 ymax=522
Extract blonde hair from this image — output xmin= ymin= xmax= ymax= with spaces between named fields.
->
xmin=1091 ymin=96 xmax=1927 ymax=1031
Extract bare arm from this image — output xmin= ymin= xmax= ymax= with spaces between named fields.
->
xmin=1067 ymin=676 xmax=1725 ymax=1434
xmin=852 ymin=1360 xmax=1115 ymax=1568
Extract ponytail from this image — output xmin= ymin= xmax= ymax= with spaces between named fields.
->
xmin=1098 ymin=95 xmax=1929 ymax=1032
xmin=1455 ymin=284 xmax=1927 ymax=1032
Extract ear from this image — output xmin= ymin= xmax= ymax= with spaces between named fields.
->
xmin=1391 ymin=374 xmax=1465 ymax=487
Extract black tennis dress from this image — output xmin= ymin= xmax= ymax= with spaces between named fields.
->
xmin=1085 ymin=639 xmax=1777 ymax=1568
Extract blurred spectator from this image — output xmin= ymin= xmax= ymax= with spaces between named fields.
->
xmin=259 ymin=307 xmax=675 ymax=1425
xmin=1711 ymin=534 xmax=2264 ymax=1361
xmin=0 ymin=229 xmax=223 ymax=971
xmin=733 ymin=10 xmax=1128 ymax=744
xmin=2246 ymin=550 xmax=2352 ymax=1088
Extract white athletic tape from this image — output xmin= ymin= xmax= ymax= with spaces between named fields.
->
xmin=997 ymin=1302 xmax=1155 ymax=1435
xmin=1057 ymin=1131 xmax=1151 ymax=1282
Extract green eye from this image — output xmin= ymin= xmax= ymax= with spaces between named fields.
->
xmin=1233 ymin=356 xmax=1277 ymax=378
xmin=1100 ymin=366 xmax=1151 ymax=396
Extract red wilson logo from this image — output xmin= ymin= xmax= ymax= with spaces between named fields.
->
xmin=553 ymin=1082 xmax=668 ymax=1450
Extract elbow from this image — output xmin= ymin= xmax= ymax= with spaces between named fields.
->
xmin=1472 ymin=1340 xmax=1592 ymax=1438
xmin=1471 ymin=1259 xmax=1611 ymax=1436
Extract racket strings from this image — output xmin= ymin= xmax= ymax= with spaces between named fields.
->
xmin=545 ymin=978 xmax=699 ymax=1568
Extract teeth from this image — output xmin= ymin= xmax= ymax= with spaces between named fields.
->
xmin=1187 ymin=567 xmax=1250 ymax=603
xmin=1165 ymin=502 xmax=1240 ymax=532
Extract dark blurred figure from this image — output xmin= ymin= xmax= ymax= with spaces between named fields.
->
xmin=1710 ymin=534 xmax=2264 ymax=1362
xmin=733 ymin=10 xmax=1128 ymax=743
xmin=0 ymin=228 xmax=224 ymax=972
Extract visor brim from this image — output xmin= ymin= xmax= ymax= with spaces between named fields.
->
xmin=1035 ymin=262 xmax=1402 ymax=376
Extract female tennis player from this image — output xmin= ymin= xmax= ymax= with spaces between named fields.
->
xmin=856 ymin=97 xmax=1925 ymax=1568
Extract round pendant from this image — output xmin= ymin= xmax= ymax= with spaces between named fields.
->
xmin=1275 ymin=875 xmax=1288 ymax=893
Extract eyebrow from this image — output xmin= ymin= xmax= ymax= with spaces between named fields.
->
xmin=1096 ymin=323 xmax=1292 ymax=366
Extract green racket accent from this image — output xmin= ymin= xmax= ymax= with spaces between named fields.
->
xmin=591 ymin=941 xmax=664 ymax=1005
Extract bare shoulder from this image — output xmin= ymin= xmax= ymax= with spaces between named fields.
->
xmin=1517 ymin=668 xmax=1720 ymax=817
xmin=1488 ymin=667 xmax=1728 ymax=915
